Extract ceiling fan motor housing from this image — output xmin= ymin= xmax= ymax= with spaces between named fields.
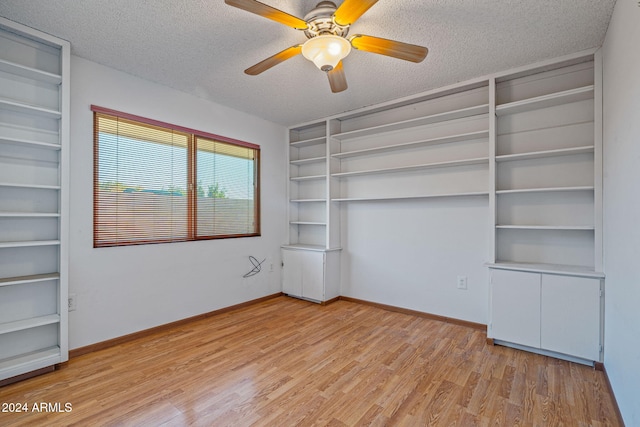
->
xmin=304 ymin=1 xmax=350 ymax=39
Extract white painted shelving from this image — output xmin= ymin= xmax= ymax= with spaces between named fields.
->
xmin=488 ymin=52 xmax=604 ymax=364
xmin=0 ymin=17 xmax=69 ymax=383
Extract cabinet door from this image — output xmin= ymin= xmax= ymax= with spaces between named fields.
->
xmin=302 ymin=251 xmax=325 ymax=302
xmin=282 ymin=250 xmax=303 ymax=297
xmin=490 ymin=269 xmax=541 ymax=348
xmin=541 ymin=275 xmax=601 ymax=360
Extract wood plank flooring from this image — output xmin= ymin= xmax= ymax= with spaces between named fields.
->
xmin=0 ymin=296 xmax=620 ymax=426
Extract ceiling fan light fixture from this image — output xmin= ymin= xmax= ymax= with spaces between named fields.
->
xmin=302 ymin=35 xmax=351 ymax=72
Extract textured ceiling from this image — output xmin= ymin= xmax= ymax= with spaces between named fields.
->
xmin=0 ymin=0 xmax=616 ymax=127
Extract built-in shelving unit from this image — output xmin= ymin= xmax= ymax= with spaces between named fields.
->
xmin=284 ymin=50 xmax=604 ymax=361
xmin=287 ymin=121 xmax=331 ymax=249
xmin=491 ymin=55 xmax=601 ymax=275
xmin=284 ymin=118 xmax=341 ymax=303
xmin=487 ymin=52 xmax=604 ymax=364
xmin=0 ymin=17 xmax=69 ymax=383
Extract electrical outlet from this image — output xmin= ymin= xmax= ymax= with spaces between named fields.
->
xmin=68 ymin=293 xmax=77 ymax=311
xmin=456 ymin=276 xmax=468 ymax=290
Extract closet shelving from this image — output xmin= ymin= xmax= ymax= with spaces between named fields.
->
xmin=0 ymin=17 xmax=69 ymax=383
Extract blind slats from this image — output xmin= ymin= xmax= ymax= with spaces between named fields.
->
xmin=94 ymin=111 xmax=260 ymax=247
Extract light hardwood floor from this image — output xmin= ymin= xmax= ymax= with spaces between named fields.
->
xmin=0 ymin=297 xmax=620 ymax=426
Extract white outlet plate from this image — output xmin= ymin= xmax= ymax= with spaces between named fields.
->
xmin=68 ymin=293 xmax=77 ymax=311
xmin=456 ymin=276 xmax=468 ymax=290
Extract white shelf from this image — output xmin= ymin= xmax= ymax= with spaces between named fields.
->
xmin=0 ymin=314 xmax=60 ymax=335
xmin=0 ymin=97 xmax=61 ymax=119
xmin=0 ymin=182 xmax=61 ymax=190
xmin=290 ymin=136 xmax=326 ymax=148
xmin=332 ymin=104 xmax=490 ymax=141
xmin=282 ymin=244 xmax=341 ymax=252
xmin=496 ymin=225 xmax=595 ymax=230
xmin=0 ymin=16 xmax=69 ymax=384
xmin=496 ymin=146 xmax=594 ymax=162
xmin=0 ymin=273 xmax=60 ymax=288
xmin=496 ymin=85 xmax=594 ymax=116
xmin=487 ymin=262 xmax=604 ymax=279
xmin=0 ymin=240 xmax=60 ymax=248
xmin=0 ymin=346 xmax=61 ymax=371
xmin=290 ymin=221 xmax=327 ymax=226
xmin=332 ymin=130 xmax=490 ymax=159
xmin=332 ymin=191 xmax=490 ymax=202
xmin=0 ymin=59 xmax=62 ymax=85
xmin=332 ymin=157 xmax=489 ymax=178
xmin=0 ymin=212 xmax=60 ymax=217
xmin=496 ymin=186 xmax=594 ymax=195
xmin=290 ymin=156 xmax=326 ymax=165
xmin=0 ymin=135 xmax=61 ymax=150
xmin=290 ymin=175 xmax=326 ymax=181
xmin=290 ymin=198 xmax=326 ymax=203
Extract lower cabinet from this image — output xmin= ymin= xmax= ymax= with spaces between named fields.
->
xmin=489 ymin=268 xmax=603 ymax=362
xmin=282 ymin=246 xmax=340 ymax=303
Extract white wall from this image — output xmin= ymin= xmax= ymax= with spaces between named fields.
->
xmin=69 ymin=56 xmax=287 ymax=349
xmin=340 ymin=197 xmax=489 ymax=324
xmin=602 ymin=0 xmax=640 ymax=424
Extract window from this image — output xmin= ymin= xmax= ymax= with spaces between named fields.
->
xmin=93 ymin=106 xmax=260 ymax=247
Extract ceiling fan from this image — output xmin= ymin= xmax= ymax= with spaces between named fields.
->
xmin=225 ymin=0 xmax=429 ymax=93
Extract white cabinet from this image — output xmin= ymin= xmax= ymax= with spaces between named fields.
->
xmin=540 ymin=274 xmax=601 ymax=361
xmin=489 ymin=268 xmax=602 ymax=363
xmin=0 ymin=18 xmax=69 ymax=383
xmin=282 ymin=246 xmax=340 ymax=304
xmin=490 ymin=270 xmax=541 ymax=348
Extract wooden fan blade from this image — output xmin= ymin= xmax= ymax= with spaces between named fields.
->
xmin=333 ymin=0 xmax=378 ymax=26
xmin=350 ymin=34 xmax=428 ymax=63
xmin=327 ymin=61 xmax=347 ymax=93
xmin=225 ymin=0 xmax=308 ymax=30
xmin=245 ymin=45 xmax=302 ymax=75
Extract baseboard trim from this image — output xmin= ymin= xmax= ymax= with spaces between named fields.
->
xmin=321 ymin=296 xmax=341 ymax=306
xmin=69 ymin=292 xmax=283 ymax=359
xmin=338 ymin=296 xmax=486 ymax=330
xmin=602 ymin=364 xmax=626 ymax=427
xmin=0 ymin=365 xmax=56 ymax=387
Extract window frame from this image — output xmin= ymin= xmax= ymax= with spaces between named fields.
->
xmin=92 ymin=105 xmax=261 ymax=247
